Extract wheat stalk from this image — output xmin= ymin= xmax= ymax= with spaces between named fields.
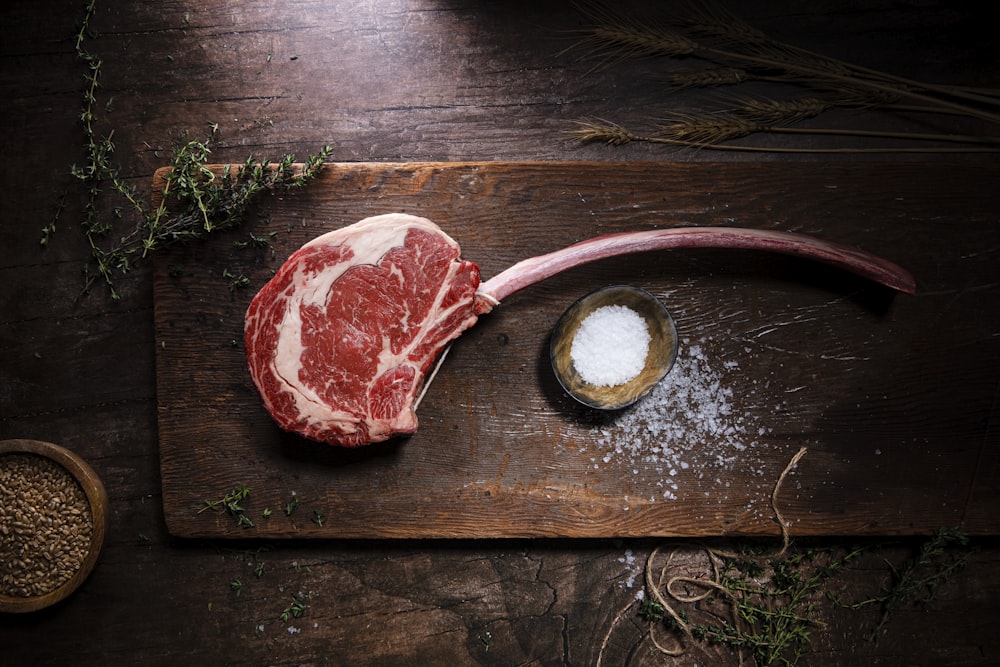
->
xmin=666 ymin=66 xmax=750 ymax=89
xmin=570 ymin=117 xmax=1000 ymax=153
xmin=562 ymin=1 xmax=698 ymax=66
xmin=655 ymin=112 xmax=760 ymax=144
xmin=676 ymin=0 xmax=1000 ymax=109
xmin=570 ymin=1 xmax=1000 ymax=130
xmin=707 ymin=45 xmax=1000 ymax=125
xmin=654 ymin=112 xmax=1000 ymax=147
xmin=570 ymin=118 xmax=637 ymax=146
xmin=727 ymin=96 xmax=830 ymax=125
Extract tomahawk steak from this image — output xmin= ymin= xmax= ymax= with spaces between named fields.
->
xmin=245 ymin=213 xmax=915 ymax=447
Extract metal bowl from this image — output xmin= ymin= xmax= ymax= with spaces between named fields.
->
xmin=550 ymin=285 xmax=678 ymax=410
xmin=0 ymin=439 xmax=108 ymax=613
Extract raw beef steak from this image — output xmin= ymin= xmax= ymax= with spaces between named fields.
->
xmin=244 ymin=213 xmax=483 ymax=446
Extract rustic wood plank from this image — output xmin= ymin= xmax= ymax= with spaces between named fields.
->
xmin=154 ymin=160 xmax=1000 ymax=539
xmin=5 ymin=0 xmax=1000 ymax=664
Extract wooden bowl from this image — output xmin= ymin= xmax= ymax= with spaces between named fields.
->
xmin=0 ymin=439 xmax=109 ymax=613
xmin=550 ymin=285 xmax=679 ymax=410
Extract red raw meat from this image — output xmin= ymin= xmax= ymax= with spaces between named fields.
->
xmin=245 ymin=213 xmax=915 ymax=447
xmin=245 ymin=214 xmax=483 ymax=446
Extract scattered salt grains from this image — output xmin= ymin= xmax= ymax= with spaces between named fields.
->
xmin=570 ymin=305 xmax=650 ymax=387
xmin=616 ymin=548 xmax=642 ymax=591
xmin=585 ymin=338 xmax=773 ymax=502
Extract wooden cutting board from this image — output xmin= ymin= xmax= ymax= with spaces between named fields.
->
xmin=153 ymin=161 xmax=999 ymax=539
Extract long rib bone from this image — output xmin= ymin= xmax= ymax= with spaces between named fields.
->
xmin=475 ymin=226 xmax=915 ymax=313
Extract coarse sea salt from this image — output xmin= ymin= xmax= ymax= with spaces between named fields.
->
xmin=584 ymin=338 xmax=773 ymax=501
xmin=570 ymin=304 xmax=650 ymax=387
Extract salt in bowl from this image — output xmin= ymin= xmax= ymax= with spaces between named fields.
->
xmin=550 ymin=285 xmax=678 ymax=410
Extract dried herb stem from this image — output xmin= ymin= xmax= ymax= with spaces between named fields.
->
xmin=701 ymin=43 xmax=1000 ymax=127
xmin=750 ymin=125 xmax=1000 ymax=146
xmin=832 ymin=526 xmax=972 ymax=642
xmin=582 ymin=17 xmax=1000 ymax=126
xmin=725 ymin=96 xmax=829 ymax=125
xmin=632 ymin=528 xmax=972 ymax=664
xmin=654 ymin=107 xmax=1000 ymax=146
xmin=571 ymin=118 xmax=1000 ymax=154
xmin=665 ymin=66 xmax=751 ymax=90
xmin=200 ymin=484 xmax=255 ymax=529
xmin=569 ymin=1 xmax=1000 ymax=153
xmin=67 ymin=0 xmax=333 ymax=300
xmin=675 ymin=0 xmax=1000 ymax=113
xmin=600 ymin=452 xmax=973 ymax=665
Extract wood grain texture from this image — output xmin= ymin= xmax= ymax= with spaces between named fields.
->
xmin=154 ymin=160 xmax=1000 ymax=538
xmin=5 ymin=0 xmax=1000 ymax=663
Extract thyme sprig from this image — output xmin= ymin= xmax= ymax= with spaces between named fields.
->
xmin=833 ymin=526 xmax=972 ymax=641
xmin=279 ymin=592 xmax=310 ymax=622
xmin=200 ymin=484 xmax=255 ymax=529
xmin=633 ymin=529 xmax=972 ymax=666
xmin=80 ymin=124 xmax=332 ymax=299
xmin=608 ymin=448 xmax=973 ymax=665
xmin=69 ymin=0 xmax=333 ymax=299
xmin=640 ymin=544 xmax=867 ymax=667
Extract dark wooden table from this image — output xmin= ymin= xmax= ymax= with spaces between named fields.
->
xmin=3 ymin=1 xmax=998 ymax=664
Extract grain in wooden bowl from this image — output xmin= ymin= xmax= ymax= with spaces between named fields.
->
xmin=0 ymin=439 xmax=108 ymax=613
xmin=550 ymin=285 xmax=678 ymax=410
